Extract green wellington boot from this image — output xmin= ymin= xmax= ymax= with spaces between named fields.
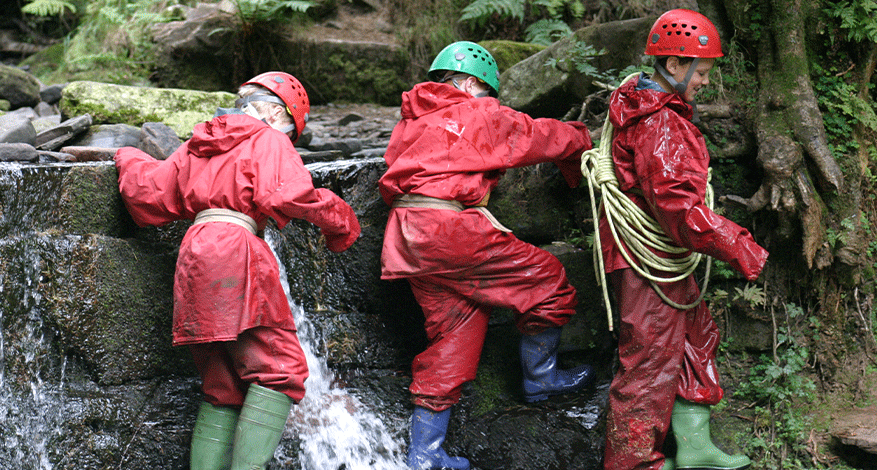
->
xmin=190 ymin=401 xmax=240 ymax=470
xmin=672 ymin=399 xmax=751 ymax=470
xmin=230 ymin=384 xmax=293 ymax=470
xmin=662 ymin=457 xmax=676 ymax=470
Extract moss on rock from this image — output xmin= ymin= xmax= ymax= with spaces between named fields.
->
xmin=59 ymin=81 xmax=236 ymax=139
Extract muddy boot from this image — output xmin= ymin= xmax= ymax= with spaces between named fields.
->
xmin=520 ymin=327 xmax=595 ymax=403
xmin=230 ymin=384 xmax=292 ymax=470
xmin=191 ymin=401 xmax=239 ymax=470
xmin=406 ymin=406 xmax=470 ymax=470
xmin=672 ymin=399 xmax=751 ymax=470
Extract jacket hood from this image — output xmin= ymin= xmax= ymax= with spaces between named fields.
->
xmin=400 ymin=82 xmax=478 ymax=119
xmin=610 ymin=75 xmax=692 ymax=130
xmin=187 ymin=114 xmax=268 ymax=158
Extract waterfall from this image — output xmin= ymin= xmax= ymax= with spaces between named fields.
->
xmin=265 ymin=230 xmax=408 ymax=470
xmin=0 ymin=239 xmax=62 ymax=470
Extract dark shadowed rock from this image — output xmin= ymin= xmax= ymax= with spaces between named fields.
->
xmin=138 ymin=122 xmax=182 ymax=160
xmin=0 ymin=63 xmax=41 ymax=109
xmin=40 ymin=83 xmax=66 ymax=105
xmin=72 ymin=123 xmax=141 ymax=149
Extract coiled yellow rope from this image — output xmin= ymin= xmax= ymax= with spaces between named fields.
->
xmin=581 ymin=73 xmax=713 ymax=331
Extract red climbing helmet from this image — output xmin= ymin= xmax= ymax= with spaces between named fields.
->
xmin=242 ymin=71 xmax=310 ymax=138
xmin=645 ymin=9 xmax=723 ymax=58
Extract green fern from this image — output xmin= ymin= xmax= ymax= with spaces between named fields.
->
xmin=232 ymin=0 xmax=315 ymax=25
xmin=21 ymin=0 xmax=76 ymax=17
xmin=825 ymin=0 xmax=877 ymax=43
xmin=532 ymin=0 xmax=584 ymax=18
xmin=525 ymin=18 xmax=572 ymax=45
xmin=460 ymin=0 xmax=585 ymax=44
xmin=459 ymin=0 xmax=527 ymax=27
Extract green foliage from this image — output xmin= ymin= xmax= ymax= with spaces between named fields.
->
xmin=734 ymin=303 xmax=819 ymax=468
xmin=544 ymin=41 xmax=616 ymax=83
xmin=34 ymin=0 xmax=187 ymax=85
xmin=22 ymin=0 xmax=76 ymax=16
xmin=459 ymin=0 xmax=584 ymax=44
xmin=230 ymin=0 xmax=315 ymax=33
xmin=707 ymin=259 xmax=738 ymax=281
xmin=460 ymin=0 xmax=527 ymax=25
xmin=735 ymin=283 xmax=767 ymax=309
xmin=811 ymin=61 xmax=877 ymax=162
xmin=524 ymin=18 xmax=572 ymax=45
xmin=824 ymin=0 xmax=877 ymax=43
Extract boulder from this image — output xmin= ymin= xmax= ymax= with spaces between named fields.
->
xmin=500 ymin=16 xmax=656 ymax=117
xmin=35 ymin=114 xmax=92 ymax=150
xmin=0 ymin=112 xmax=36 ymax=144
xmin=482 ymin=40 xmax=546 ymax=73
xmin=149 ymin=2 xmax=410 ymax=106
xmin=138 ymin=122 xmax=182 ymax=160
xmin=149 ymin=4 xmax=239 ymax=92
xmin=59 ymin=81 xmax=235 ymax=139
xmin=0 ymin=63 xmax=41 ymax=109
xmin=0 ymin=142 xmax=37 ymax=162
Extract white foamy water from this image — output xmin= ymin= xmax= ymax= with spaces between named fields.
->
xmin=0 ymin=238 xmax=63 ymax=470
xmin=265 ymin=230 xmax=407 ymax=470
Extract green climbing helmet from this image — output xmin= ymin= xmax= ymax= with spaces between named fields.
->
xmin=428 ymin=41 xmax=501 ymax=95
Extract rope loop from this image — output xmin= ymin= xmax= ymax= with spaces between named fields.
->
xmin=581 ymin=72 xmax=713 ymax=331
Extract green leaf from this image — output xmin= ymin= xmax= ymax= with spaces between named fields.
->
xmin=22 ymin=0 xmax=76 ymax=17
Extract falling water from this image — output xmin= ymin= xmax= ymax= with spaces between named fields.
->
xmin=0 ymin=164 xmax=64 ymax=470
xmin=265 ymin=230 xmax=407 ymax=470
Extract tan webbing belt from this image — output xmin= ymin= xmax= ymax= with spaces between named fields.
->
xmin=193 ymin=208 xmax=258 ymax=235
xmin=392 ymin=194 xmax=512 ymax=233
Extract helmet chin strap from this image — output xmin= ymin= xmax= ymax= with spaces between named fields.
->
xmin=239 ymin=96 xmax=298 ymax=140
xmin=654 ymin=57 xmax=702 ymax=122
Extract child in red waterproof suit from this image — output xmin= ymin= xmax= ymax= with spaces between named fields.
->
xmin=115 ymin=72 xmax=360 ymax=470
xmin=378 ymin=41 xmax=596 ymax=470
xmin=600 ymin=10 xmax=768 ymax=470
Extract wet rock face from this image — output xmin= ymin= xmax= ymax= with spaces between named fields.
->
xmin=0 ymin=96 xmax=609 ymax=469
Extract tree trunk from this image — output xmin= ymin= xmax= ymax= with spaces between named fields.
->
xmin=716 ymin=0 xmax=845 ymax=269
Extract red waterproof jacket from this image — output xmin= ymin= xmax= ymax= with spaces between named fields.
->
xmin=599 ymin=76 xmax=767 ymax=280
xmin=116 ymin=114 xmax=360 ymax=345
xmin=379 ymin=82 xmax=592 ymax=278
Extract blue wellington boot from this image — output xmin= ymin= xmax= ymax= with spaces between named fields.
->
xmin=407 ymin=406 xmax=470 ymax=470
xmin=520 ymin=327 xmax=595 ymax=403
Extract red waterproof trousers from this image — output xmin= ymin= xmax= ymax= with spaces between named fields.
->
xmin=406 ymin=233 xmax=577 ymax=412
xmin=190 ymin=326 xmax=309 ymax=406
xmin=603 ymin=269 xmax=723 ymax=470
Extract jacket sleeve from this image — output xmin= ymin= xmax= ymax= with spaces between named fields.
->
xmin=114 ymin=146 xmax=186 ymax=227
xmin=633 ymin=112 xmax=768 ymax=281
xmin=484 ymin=105 xmax=592 ymax=188
xmin=252 ymin=139 xmax=361 ymax=252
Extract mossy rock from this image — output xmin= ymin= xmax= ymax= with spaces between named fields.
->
xmin=59 ymin=81 xmax=236 ymax=139
xmin=0 ymin=63 xmax=41 ymax=109
xmin=481 ymin=40 xmax=547 ymax=74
